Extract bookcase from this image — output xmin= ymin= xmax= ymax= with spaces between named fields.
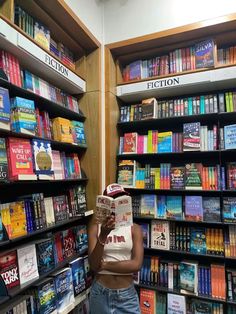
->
xmin=0 ymin=0 xmax=101 ymax=311
xmin=105 ymin=13 xmax=236 ymax=313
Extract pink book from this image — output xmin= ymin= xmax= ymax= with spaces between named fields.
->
xmin=137 ymin=135 xmax=144 ymax=154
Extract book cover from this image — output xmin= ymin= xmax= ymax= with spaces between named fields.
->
xmin=71 ymin=121 xmax=86 ymax=146
xmin=95 ymin=194 xmax=133 ymax=228
xmin=185 ymin=196 xmax=203 ymax=221
xmin=190 ymin=228 xmax=206 ymax=254
xmin=53 ymin=195 xmax=69 ymax=223
xmin=192 ymin=300 xmax=212 ymax=314
xmin=139 ymin=223 xmax=150 ymax=248
xmin=140 ymin=288 xmax=156 ymax=314
xmin=170 ymin=167 xmax=185 ymax=189
xmin=69 ymin=257 xmax=86 ymax=296
xmin=166 ymin=196 xmax=182 ymax=220
xmin=167 ymin=293 xmax=186 ymax=314
xmin=185 ymin=163 xmax=202 ymax=190
xmin=0 ymin=138 xmax=8 ymax=181
xmin=140 ymin=194 xmax=156 ymax=217
xmin=62 ymin=228 xmax=76 ymax=259
xmin=0 ymin=87 xmax=10 ymax=130
xmin=83 ymin=255 xmax=92 ymax=289
xmin=123 ymin=132 xmax=138 ymax=154
xmin=151 ymin=220 xmax=169 ymax=250
xmin=158 ymin=131 xmax=172 ymax=153
xmin=34 ymin=21 xmax=50 ymax=50
xmin=202 ymin=197 xmax=221 ymax=222
xmin=195 ymin=39 xmax=215 ymax=69
xmin=180 ymin=261 xmax=198 ymax=295
xmin=32 ymin=139 xmax=54 ymax=175
xmin=223 ymin=197 xmax=236 ymax=222
xmin=224 ymin=124 xmax=236 ymax=150
xmin=74 ymin=225 xmax=88 ymax=254
xmin=129 ymin=60 xmax=142 ymax=81
xmin=54 ymin=232 xmax=63 ymax=264
xmin=0 ymin=250 xmax=19 ymax=289
xmin=35 ymin=239 xmax=55 ymax=275
xmin=52 ymin=150 xmax=64 ymax=180
xmin=17 ymin=244 xmax=39 ymax=285
xmin=32 ymin=278 xmax=57 ymax=314
xmin=9 ymin=201 xmax=27 ymax=239
xmin=52 ymin=117 xmax=73 ymax=143
xmin=117 ymin=160 xmax=136 ymax=187
xmin=141 ymin=98 xmax=157 ymax=120
xmin=183 ymin=122 xmax=200 ymax=151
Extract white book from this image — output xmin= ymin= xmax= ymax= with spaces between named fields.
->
xmin=168 ymin=263 xmax=174 ymax=290
xmin=143 ymin=135 xmax=147 ymax=153
xmin=151 ymin=220 xmax=169 ymax=250
xmin=167 ymin=293 xmax=186 ymax=314
xmin=17 ymin=244 xmax=39 ymax=285
xmin=44 ymin=196 xmax=55 ymax=226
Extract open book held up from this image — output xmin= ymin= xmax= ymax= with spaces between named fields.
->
xmin=95 ymin=195 xmax=133 ymax=228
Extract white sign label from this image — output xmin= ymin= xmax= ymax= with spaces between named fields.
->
xmin=147 ymin=77 xmax=180 ymax=89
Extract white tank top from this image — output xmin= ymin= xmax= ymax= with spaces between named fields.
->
xmin=98 ymin=225 xmax=133 ymax=275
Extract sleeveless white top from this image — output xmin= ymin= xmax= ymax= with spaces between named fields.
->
xmin=98 ymin=225 xmax=133 ymax=275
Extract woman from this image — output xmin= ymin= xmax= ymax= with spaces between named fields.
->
xmin=88 ymin=183 xmax=144 ymax=314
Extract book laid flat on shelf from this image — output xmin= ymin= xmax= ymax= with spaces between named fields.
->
xmin=0 ymin=87 xmax=10 ymax=130
xmin=95 ymin=195 xmax=133 ymax=228
xmin=167 ymin=293 xmax=186 ymax=314
xmin=183 ymin=122 xmax=200 ymax=151
xmin=194 ymin=39 xmax=215 ymax=69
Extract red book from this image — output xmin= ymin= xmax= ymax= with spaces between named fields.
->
xmin=0 ymin=250 xmax=20 ymax=290
xmin=54 ymin=232 xmax=64 ymax=263
xmin=62 ymin=228 xmax=76 ymax=259
xmin=7 ymin=137 xmax=36 ymax=180
xmin=140 ymin=288 xmax=156 ymax=314
xmin=123 ymin=132 xmax=137 ymax=154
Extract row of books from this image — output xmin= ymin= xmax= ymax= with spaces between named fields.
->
xmin=132 ymin=195 xmax=224 ymax=222
xmin=218 ymin=45 xmax=236 ymax=65
xmin=139 ymin=257 xmax=226 ymax=300
xmin=0 ymin=50 xmax=79 ymax=112
xmin=0 ymin=187 xmax=86 ymax=240
xmin=118 ymin=161 xmax=230 ymax=190
xmin=0 ymin=225 xmax=88 ymax=291
xmin=14 ymin=5 xmax=76 ymax=69
xmin=0 ymin=137 xmax=82 ymax=181
xmin=119 ymin=91 xmax=236 ymax=123
xmin=139 ymin=288 xmax=225 ymax=314
xmin=122 ymin=39 xmax=216 ymax=81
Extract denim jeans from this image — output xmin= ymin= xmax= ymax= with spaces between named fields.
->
xmin=89 ymin=280 xmax=141 ymax=314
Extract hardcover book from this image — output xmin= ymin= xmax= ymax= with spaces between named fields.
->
xmin=35 ymin=239 xmax=55 ymax=275
xmin=32 ymin=139 xmax=54 ymax=176
xmin=141 ymin=98 xmax=157 ymax=120
xmin=0 ymin=138 xmax=8 ymax=181
xmin=202 ymin=197 xmax=221 ymax=222
xmin=0 ymin=250 xmax=19 ymax=289
xmin=185 ymin=163 xmax=202 ymax=190
xmin=179 ymin=261 xmax=198 ymax=295
xmin=167 ymin=294 xmax=186 ymax=314
xmin=195 ymin=39 xmax=215 ymax=69
xmin=170 ymin=167 xmax=185 ymax=189
xmin=117 ymin=160 xmax=136 ymax=187
xmin=190 ymin=227 xmax=206 ymax=254
xmin=71 ymin=121 xmax=86 ymax=146
xmin=223 ymin=197 xmax=236 ymax=222
xmin=62 ymin=228 xmax=76 ymax=259
xmin=140 ymin=288 xmax=156 ymax=314
xmin=183 ymin=122 xmax=200 ymax=151
xmin=74 ymin=225 xmax=88 ymax=254
xmin=140 ymin=194 xmax=157 ymax=217
xmin=158 ymin=131 xmax=172 ymax=153
xmin=166 ymin=196 xmax=182 ymax=220
xmin=53 ymin=195 xmax=69 ymax=223
xmin=224 ymin=124 xmax=236 ymax=150
xmin=0 ymin=87 xmax=10 ymax=130
xmin=17 ymin=244 xmax=39 ymax=285
xmin=69 ymin=257 xmax=86 ymax=296
xmin=95 ymin=194 xmax=133 ymax=228
xmin=151 ymin=220 xmax=169 ymax=250
xmin=139 ymin=223 xmax=150 ymax=248
xmin=123 ymin=132 xmax=138 ymax=154
xmin=185 ymin=196 xmax=203 ymax=221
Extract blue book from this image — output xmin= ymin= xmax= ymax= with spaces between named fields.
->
xmin=140 ymin=194 xmax=156 ymax=217
xmin=166 ymin=196 xmax=182 ymax=220
xmin=11 ymin=121 xmax=37 ymax=130
xmin=32 ymin=278 xmax=57 ymax=314
xmin=158 ymin=132 xmax=172 ymax=153
xmin=11 ymin=97 xmax=35 ymax=110
xmin=69 ymin=257 xmax=86 ymax=296
xmin=35 ymin=239 xmax=55 ymax=275
xmin=190 ymin=227 xmax=206 ymax=254
xmin=224 ymin=124 xmax=236 ymax=149
xmin=192 ymin=300 xmax=212 ymax=314
xmin=157 ymin=195 xmax=166 ymax=218
xmin=139 ymin=223 xmax=149 ymax=248
xmin=195 ymin=39 xmax=215 ymax=69
xmin=32 ymin=139 xmax=54 ymax=175
xmin=223 ymin=197 xmax=236 ymax=222
xmin=74 ymin=225 xmax=88 ymax=254
xmin=180 ymin=261 xmax=198 ymax=294
xmin=202 ymin=197 xmax=220 ymax=222
xmin=23 ymin=70 xmax=33 ymax=91
xmin=71 ymin=121 xmax=86 ymax=145
xmin=0 ymin=87 xmax=10 ymax=128
xmin=188 ymin=97 xmax=193 ymax=115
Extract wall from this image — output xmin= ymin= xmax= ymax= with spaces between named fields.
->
xmin=104 ymin=0 xmax=236 ymax=44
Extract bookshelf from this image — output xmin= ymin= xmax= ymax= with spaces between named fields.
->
xmin=0 ymin=0 xmax=101 ymax=311
xmin=105 ymin=12 xmax=236 ymax=312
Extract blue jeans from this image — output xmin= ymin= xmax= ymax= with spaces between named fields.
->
xmin=89 ymin=280 xmax=141 ymax=314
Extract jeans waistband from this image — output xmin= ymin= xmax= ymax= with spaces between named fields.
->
xmin=93 ymin=280 xmax=135 ymax=294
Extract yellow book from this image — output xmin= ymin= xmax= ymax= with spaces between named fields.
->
xmin=10 ymin=201 xmax=27 ymax=239
xmin=52 ymin=117 xmax=73 ymax=143
xmin=154 ymin=168 xmax=160 ymax=189
xmin=147 ymin=130 xmax=153 ymax=153
xmin=158 ymin=131 xmax=173 ymax=153
xmin=229 ymin=91 xmax=234 ymax=112
xmin=1 ymin=203 xmax=12 ymax=239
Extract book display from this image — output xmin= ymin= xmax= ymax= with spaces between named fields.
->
xmin=105 ymin=13 xmax=236 ymax=313
xmin=0 ymin=0 xmax=101 ymax=312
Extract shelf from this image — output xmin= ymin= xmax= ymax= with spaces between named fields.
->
xmin=0 ymin=17 xmax=86 ymax=94
xmin=134 ymin=216 xmax=223 ymax=226
xmin=0 ymin=296 xmax=10 ymax=305
xmin=125 ymin=187 xmax=221 ymax=194
xmin=116 ymin=65 xmax=236 ymax=102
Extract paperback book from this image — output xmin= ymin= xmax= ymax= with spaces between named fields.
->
xmin=140 ymin=194 xmax=156 ymax=217
xmin=35 ymin=239 xmax=55 ymax=275
xmin=139 ymin=288 xmax=156 ymax=314
xmin=224 ymin=124 xmax=236 ymax=150
xmin=185 ymin=196 xmax=203 ymax=221
xmin=0 ymin=87 xmax=10 ymax=130
xmin=139 ymin=223 xmax=150 ymax=248
xmin=0 ymin=138 xmax=8 ymax=181
xmin=190 ymin=228 xmax=206 ymax=254
xmin=69 ymin=257 xmax=86 ymax=296
xmin=141 ymin=98 xmax=157 ymax=120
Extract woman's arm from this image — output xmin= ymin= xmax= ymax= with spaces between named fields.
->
xmin=88 ymin=215 xmax=115 ymax=272
xmin=101 ymin=223 xmax=144 ymax=273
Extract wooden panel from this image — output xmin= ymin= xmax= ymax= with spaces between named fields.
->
xmin=76 ymin=56 xmax=86 ymax=81
xmin=0 ymin=0 xmax=14 ymax=20
xmin=105 ymin=46 xmax=116 ymax=94
xmin=105 ymin=91 xmax=120 ymax=186
xmin=80 ymin=91 xmax=101 ymax=210
xmin=86 ymin=48 xmax=101 ymax=92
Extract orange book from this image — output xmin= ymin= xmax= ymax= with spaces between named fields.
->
xmin=211 ymin=264 xmax=217 ymax=299
xmin=204 ymin=167 xmax=209 ymax=190
xmin=150 ymin=257 xmax=155 ymax=284
xmin=154 ymin=257 xmax=159 ymax=284
xmin=140 ymin=289 xmax=156 ymax=314
xmin=123 ymin=132 xmax=138 ymax=154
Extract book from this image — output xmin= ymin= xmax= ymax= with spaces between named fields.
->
xmin=52 ymin=117 xmax=73 ymax=143
xmin=69 ymin=257 xmax=86 ymax=296
xmin=185 ymin=163 xmax=202 ymax=190
xmin=191 ymin=300 xmax=212 ymax=314
xmin=74 ymin=225 xmax=88 ymax=254
xmin=32 ymin=139 xmax=54 ymax=177
xmin=170 ymin=167 xmax=185 ymax=189
xmin=9 ymin=201 xmax=27 ymax=239
xmin=190 ymin=228 xmax=206 ymax=254
xmin=62 ymin=228 xmax=76 ymax=259
xmin=123 ymin=132 xmax=138 ymax=154
xmin=53 ymin=195 xmax=69 ymax=223
xmin=140 ymin=194 xmax=156 ymax=217
xmin=139 ymin=223 xmax=150 ymax=248
xmin=83 ymin=255 xmax=92 ymax=289
xmin=0 ymin=250 xmax=20 ymax=289
xmin=0 ymin=87 xmax=10 ymax=130
xmin=223 ymin=197 xmax=236 ymax=222
xmin=158 ymin=132 xmax=172 ymax=153
xmin=71 ymin=121 xmax=86 ymax=146
xmin=195 ymin=39 xmax=215 ymax=69
xmin=167 ymin=293 xmax=186 ymax=314
xmin=185 ymin=196 xmax=203 ymax=221
xmin=179 ymin=261 xmax=198 ymax=295
xmin=151 ymin=220 xmax=169 ymax=250
xmin=117 ymin=160 xmax=136 ymax=187
xmin=202 ymin=197 xmax=221 ymax=222
xmin=95 ymin=194 xmax=133 ymax=228
xmin=183 ymin=122 xmax=200 ymax=151
xmin=0 ymin=138 xmax=8 ymax=181
xmin=224 ymin=124 xmax=236 ymax=149
xmin=166 ymin=196 xmax=182 ymax=220
xmin=17 ymin=244 xmax=39 ymax=285
xmin=141 ymin=98 xmax=157 ymax=120
xmin=140 ymin=288 xmax=156 ymax=314
xmin=35 ymin=239 xmax=55 ymax=275
xmin=34 ymin=21 xmax=50 ymax=50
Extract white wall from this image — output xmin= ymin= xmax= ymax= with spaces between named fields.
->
xmin=104 ymin=0 xmax=236 ymax=44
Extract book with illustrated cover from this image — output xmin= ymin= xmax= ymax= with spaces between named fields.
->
xmin=185 ymin=196 xmax=203 ymax=221
xmin=74 ymin=225 xmax=88 ymax=254
xmin=9 ymin=201 xmax=27 ymax=239
xmin=0 ymin=138 xmax=8 ymax=181
xmin=71 ymin=121 xmax=86 ymax=146
xmin=170 ymin=167 xmax=185 ymax=189
xmin=35 ymin=239 xmax=55 ymax=275
xmin=32 ymin=139 xmax=54 ymax=177
xmin=158 ymin=131 xmax=172 ymax=153
xmin=34 ymin=21 xmax=50 ymax=50
xmin=183 ymin=122 xmax=200 ymax=151
xmin=223 ymin=197 xmax=236 ymax=222
xmin=195 ymin=39 xmax=215 ymax=69
xmin=95 ymin=194 xmax=133 ymax=228
xmin=192 ymin=300 xmax=212 ymax=314
xmin=185 ymin=163 xmax=202 ymax=190
xmin=0 ymin=250 xmax=19 ymax=290
xmin=166 ymin=196 xmax=182 ymax=220
xmin=139 ymin=223 xmax=150 ymax=248
xmin=151 ymin=220 xmax=169 ymax=250
xmin=141 ymin=98 xmax=158 ymax=120
xmin=167 ymin=293 xmax=186 ymax=314
xmin=190 ymin=227 xmax=206 ymax=254
xmin=224 ymin=124 xmax=236 ymax=150
xmin=117 ymin=160 xmax=137 ymax=187
xmin=140 ymin=288 xmax=156 ymax=314
xmin=62 ymin=228 xmax=76 ymax=259
xmin=180 ymin=261 xmax=198 ymax=295
xmin=140 ymin=194 xmax=156 ymax=217
xmin=83 ymin=255 xmax=92 ymax=289
xmin=69 ymin=257 xmax=86 ymax=296
xmin=202 ymin=197 xmax=221 ymax=222
xmin=123 ymin=132 xmax=138 ymax=154
xmin=17 ymin=244 xmax=39 ymax=285
xmin=157 ymin=196 xmax=167 ymax=218
xmin=53 ymin=195 xmax=69 ymax=223
xmin=0 ymin=87 xmax=10 ymax=130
